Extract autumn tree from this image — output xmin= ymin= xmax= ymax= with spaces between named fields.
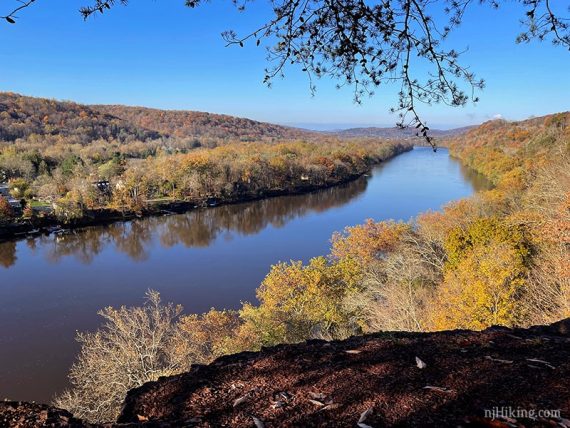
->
xmin=331 ymin=219 xmax=411 ymax=266
xmin=431 ymin=241 xmax=529 ymax=330
xmin=0 ymin=197 xmax=15 ymax=222
xmin=240 ymin=256 xmax=362 ymax=347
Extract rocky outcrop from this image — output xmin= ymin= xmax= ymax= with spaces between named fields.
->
xmin=2 ymin=320 xmax=569 ymax=427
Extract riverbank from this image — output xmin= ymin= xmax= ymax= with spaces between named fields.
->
xmin=0 ymin=144 xmax=413 ymax=242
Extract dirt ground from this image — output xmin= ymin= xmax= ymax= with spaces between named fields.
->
xmin=2 ymin=319 xmax=569 ymax=428
xmin=119 ymin=319 xmax=570 ymax=427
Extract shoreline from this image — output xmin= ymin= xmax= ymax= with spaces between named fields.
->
xmin=0 ymin=145 xmax=413 ymax=242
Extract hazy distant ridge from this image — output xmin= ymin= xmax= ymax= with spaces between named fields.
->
xmin=331 ymin=125 xmax=475 ymax=139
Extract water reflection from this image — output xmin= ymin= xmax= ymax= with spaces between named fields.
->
xmin=457 ymin=161 xmax=494 ymax=191
xmin=0 ymin=240 xmax=16 ymax=268
xmin=1 ymin=177 xmax=368 ymax=266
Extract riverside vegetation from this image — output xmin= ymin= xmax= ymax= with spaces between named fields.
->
xmin=46 ymin=112 xmax=570 ymax=423
xmin=0 ymin=93 xmax=410 ymax=231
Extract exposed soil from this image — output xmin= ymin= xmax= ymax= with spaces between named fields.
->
xmin=1 ymin=319 xmax=569 ymax=427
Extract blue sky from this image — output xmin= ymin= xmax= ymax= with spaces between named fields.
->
xmin=1 ymin=0 xmax=568 ymax=129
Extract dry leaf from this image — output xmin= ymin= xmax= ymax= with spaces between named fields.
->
xmin=345 ymin=349 xmax=361 ymax=354
xmin=308 ymin=399 xmax=325 ymax=407
xmin=423 ymin=385 xmax=453 ymax=393
xmin=309 ymin=391 xmax=326 ymax=401
xmin=526 ymin=358 xmax=555 ymax=369
xmin=233 ymin=395 xmax=249 ymax=407
xmin=136 ymin=414 xmax=149 ymax=422
xmin=272 ymin=400 xmax=286 ymax=409
xmin=358 ymin=407 xmax=373 ymax=423
xmin=415 ymin=356 xmax=427 ymax=369
xmin=319 ymin=403 xmax=340 ymax=411
xmin=252 ymin=416 xmax=265 ymax=428
xmin=485 ymin=355 xmax=513 ymax=364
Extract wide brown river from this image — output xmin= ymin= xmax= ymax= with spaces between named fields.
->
xmin=0 ymin=147 xmax=490 ymax=403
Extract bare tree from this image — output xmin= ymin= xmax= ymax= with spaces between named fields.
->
xmin=345 ymin=247 xmax=434 ymax=332
xmin=54 ymin=291 xmax=193 ymax=423
xmin=2 ymin=0 xmax=568 ymax=146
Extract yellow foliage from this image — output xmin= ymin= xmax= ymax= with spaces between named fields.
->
xmin=239 ymin=256 xmax=363 ymax=347
xmin=431 ymin=242 xmax=528 ymax=330
xmin=331 ymin=219 xmax=411 ymax=265
xmin=178 ymin=309 xmax=242 ymax=361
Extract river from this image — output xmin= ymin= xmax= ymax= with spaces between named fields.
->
xmin=0 ymin=147 xmax=490 ymax=403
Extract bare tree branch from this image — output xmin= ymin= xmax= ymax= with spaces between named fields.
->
xmin=1 ymin=0 xmax=36 ymax=24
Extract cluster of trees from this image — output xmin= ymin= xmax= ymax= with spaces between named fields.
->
xmin=55 ymin=112 xmax=569 ymax=423
xmin=0 ymin=92 xmax=304 ymax=144
xmin=1 ymin=139 xmax=409 ymax=223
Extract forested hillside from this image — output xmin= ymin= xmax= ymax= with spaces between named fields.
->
xmin=0 ymin=93 xmax=308 ymax=146
xmin=92 ymin=105 xmax=308 ymax=141
xmin=0 ymin=92 xmax=162 ymax=144
xmin=449 ymin=113 xmax=569 ymax=183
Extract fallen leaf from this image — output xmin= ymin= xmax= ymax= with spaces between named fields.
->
xmin=271 ymin=400 xmax=285 ymax=409
xmin=345 ymin=349 xmax=361 ymax=354
xmin=359 ymin=407 xmax=373 ymax=423
xmin=526 ymin=358 xmax=555 ymax=369
xmin=233 ymin=395 xmax=249 ymax=407
xmin=415 ymin=356 xmax=427 ymax=369
xmin=485 ymin=355 xmax=514 ymax=364
xmin=319 ymin=403 xmax=340 ymax=411
xmin=308 ymin=399 xmax=325 ymax=407
xmin=423 ymin=385 xmax=453 ymax=393
xmin=308 ymin=391 xmax=326 ymax=401
xmin=252 ymin=416 xmax=265 ymax=428
xmin=136 ymin=414 xmax=149 ymax=422
xmin=506 ymin=334 xmax=523 ymax=340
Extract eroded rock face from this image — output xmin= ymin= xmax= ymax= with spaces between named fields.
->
xmin=2 ymin=320 xmax=569 ymax=427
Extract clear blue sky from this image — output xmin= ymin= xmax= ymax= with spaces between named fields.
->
xmin=1 ymin=0 xmax=568 ymax=129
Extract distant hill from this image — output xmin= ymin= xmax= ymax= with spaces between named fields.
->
xmin=332 ymin=125 xmax=475 ymax=139
xmin=92 ymin=105 xmax=309 ymax=141
xmin=0 ymin=93 xmax=310 ymax=146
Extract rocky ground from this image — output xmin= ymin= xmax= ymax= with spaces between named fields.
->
xmin=2 ymin=319 xmax=569 ymax=427
xmin=0 ymin=402 xmax=85 ymax=428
